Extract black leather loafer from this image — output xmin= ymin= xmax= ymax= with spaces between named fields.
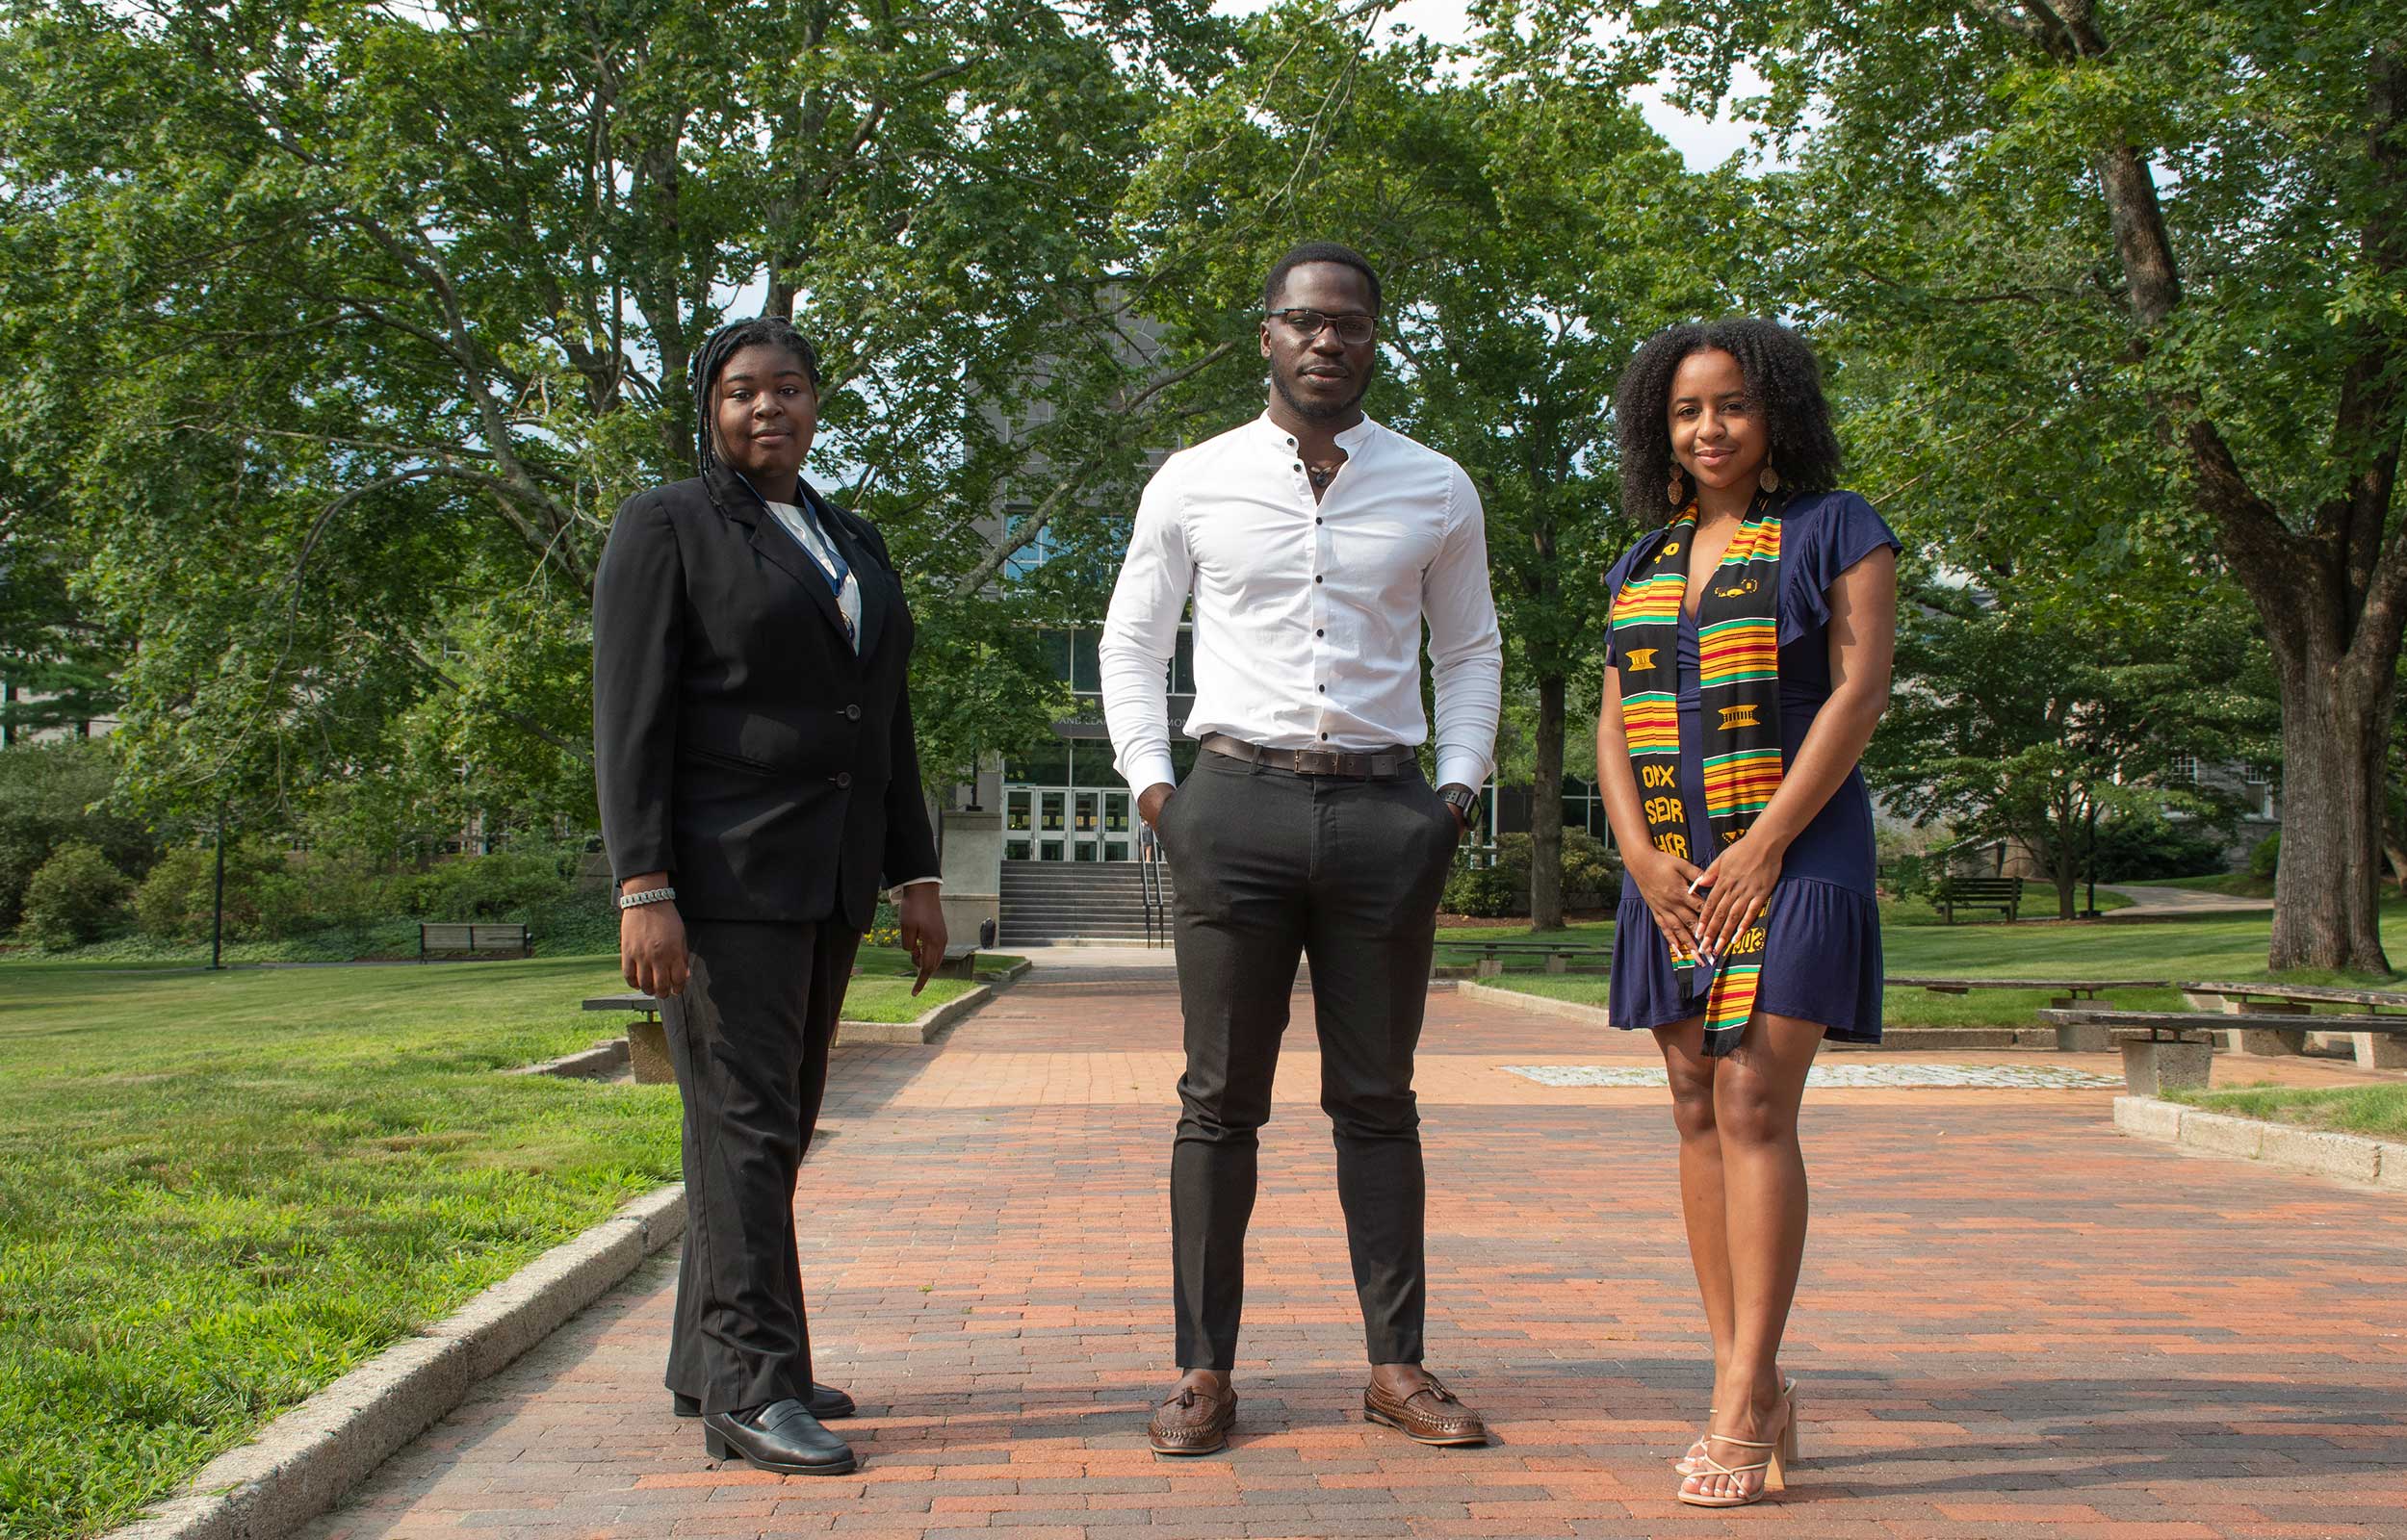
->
xmin=675 ymin=1383 xmax=855 ymax=1421
xmin=701 ymin=1399 xmax=857 ymax=1476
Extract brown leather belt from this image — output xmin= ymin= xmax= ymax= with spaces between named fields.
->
xmin=1201 ymin=732 xmax=1416 ymax=780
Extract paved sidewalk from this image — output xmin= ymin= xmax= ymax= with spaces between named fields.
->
xmin=2100 ymin=885 xmax=2277 ymax=916
xmin=312 ymin=983 xmax=2407 ymax=1540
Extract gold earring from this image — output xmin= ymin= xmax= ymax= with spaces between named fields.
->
xmin=1758 ymin=465 xmax=1781 ymax=493
xmin=1667 ymin=470 xmax=1687 ymax=506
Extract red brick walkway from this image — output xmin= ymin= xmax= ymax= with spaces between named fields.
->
xmin=310 ymin=981 xmax=2407 ymax=1540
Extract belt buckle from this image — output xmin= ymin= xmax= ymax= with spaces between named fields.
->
xmin=1293 ymin=748 xmax=1343 ymax=777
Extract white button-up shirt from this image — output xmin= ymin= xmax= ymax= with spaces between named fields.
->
xmin=1100 ymin=412 xmax=1503 ymax=795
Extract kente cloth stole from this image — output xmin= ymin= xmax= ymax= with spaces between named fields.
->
xmin=1611 ymin=499 xmax=1785 ymax=1056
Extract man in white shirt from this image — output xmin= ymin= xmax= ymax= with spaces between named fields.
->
xmin=1100 ymin=243 xmax=1504 ymax=1456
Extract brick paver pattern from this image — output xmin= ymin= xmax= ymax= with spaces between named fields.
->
xmin=311 ymin=980 xmax=2407 ymax=1540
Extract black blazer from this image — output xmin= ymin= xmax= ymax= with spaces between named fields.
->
xmin=591 ymin=462 xmax=940 ymax=929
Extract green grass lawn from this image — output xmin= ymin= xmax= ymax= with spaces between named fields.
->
xmin=1443 ymin=908 xmax=2407 ymax=1026
xmin=2168 ymin=1082 xmax=2407 ymax=1141
xmin=0 ymin=945 xmax=1012 ymax=1540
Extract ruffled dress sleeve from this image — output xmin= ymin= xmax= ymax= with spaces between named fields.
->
xmin=1777 ymin=492 xmax=1902 ymax=649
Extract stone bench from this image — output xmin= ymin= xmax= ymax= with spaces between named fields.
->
xmin=2176 ymin=982 xmax=2407 ymax=1066
xmin=1440 ymin=940 xmax=1613 ymax=979
xmin=2041 ymin=1007 xmax=2407 ymax=1092
xmin=583 ymin=990 xmax=670 ymax=1083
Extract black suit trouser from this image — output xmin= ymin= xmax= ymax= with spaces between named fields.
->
xmin=1157 ymin=749 xmax=1462 ymax=1371
xmin=661 ymin=917 xmax=861 ymax=1414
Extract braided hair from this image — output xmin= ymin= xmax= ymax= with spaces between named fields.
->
xmin=689 ymin=316 xmax=822 ymax=474
xmin=1613 ymin=318 xmax=1842 ymax=523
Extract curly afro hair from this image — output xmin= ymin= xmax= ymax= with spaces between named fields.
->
xmin=1613 ymin=318 xmax=1842 ymax=523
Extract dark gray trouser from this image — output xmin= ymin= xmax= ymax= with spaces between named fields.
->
xmin=661 ymin=917 xmax=861 ymax=1415
xmin=1155 ymin=747 xmax=1462 ymax=1371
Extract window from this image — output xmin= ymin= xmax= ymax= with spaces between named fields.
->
xmin=1072 ymin=629 xmax=1101 ymax=694
xmin=1002 ymin=509 xmax=1053 ymax=581
xmin=2242 ymin=764 xmax=2269 ymax=786
xmin=2168 ymin=753 xmax=2200 ymax=783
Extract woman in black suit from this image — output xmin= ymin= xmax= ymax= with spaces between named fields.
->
xmin=592 ymin=316 xmax=947 ymax=1477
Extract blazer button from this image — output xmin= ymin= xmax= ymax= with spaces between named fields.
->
xmin=835 ymin=772 xmax=853 ymax=788
xmin=844 ymin=705 xmax=863 ymax=720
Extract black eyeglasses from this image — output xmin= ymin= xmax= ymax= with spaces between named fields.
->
xmin=1266 ymin=307 xmax=1376 ymax=345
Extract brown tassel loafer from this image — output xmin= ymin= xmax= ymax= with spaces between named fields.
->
xmin=1148 ymin=1382 xmax=1237 ymax=1455
xmin=1363 ymin=1374 xmax=1489 ymax=1447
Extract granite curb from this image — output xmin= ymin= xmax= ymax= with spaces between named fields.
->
xmin=106 ymin=1182 xmax=687 ymax=1540
xmin=837 ymin=980 xmax=996 ymax=1044
xmin=2113 ymin=1094 xmax=2407 ymax=1190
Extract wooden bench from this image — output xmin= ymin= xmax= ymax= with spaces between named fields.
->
xmin=419 ymin=921 xmax=531 ymax=960
xmin=1439 ymin=939 xmax=1614 ymax=978
xmin=2174 ymin=982 xmax=2407 ymax=1066
xmin=1933 ymin=875 xmax=2024 ymax=924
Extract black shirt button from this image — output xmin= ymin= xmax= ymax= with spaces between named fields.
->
xmin=1315 ymin=517 xmax=1323 ymax=525
xmin=835 ymin=772 xmax=852 ymax=788
xmin=1318 ymin=684 xmax=1327 ymax=693
xmin=1314 ymin=575 xmax=1324 ymax=583
xmin=844 ymin=705 xmax=863 ymax=721
xmin=1320 ymin=732 xmax=1330 ymax=741
xmin=1316 ymin=629 xmax=1325 ymax=637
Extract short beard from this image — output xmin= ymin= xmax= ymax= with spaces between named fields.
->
xmin=1270 ymin=363 xmax=1371 ymax=423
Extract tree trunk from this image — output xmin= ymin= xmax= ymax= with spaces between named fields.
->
xmin=1529 ymin=671 xmax=1566 ymax=932
xmin=2267 ymin=647 xmax=2394 ymax=973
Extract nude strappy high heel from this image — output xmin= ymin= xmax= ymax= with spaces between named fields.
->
xmin=1676 ymin=1378 xmax=1797 ymax=1477
xmin=1676 ymin=1393 xmax=1797 ymax=1509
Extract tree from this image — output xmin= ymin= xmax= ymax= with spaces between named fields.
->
xmin=1606 ymin=0 xmax=2407 ymax=971
xmin=0 ymin=0 xmax=1227 ymax=836
xmin=1866 ymin=571 xmax=2277 ymax=918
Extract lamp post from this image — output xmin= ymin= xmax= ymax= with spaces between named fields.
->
xmin=209 ymin=801 xmax=229 ymax=970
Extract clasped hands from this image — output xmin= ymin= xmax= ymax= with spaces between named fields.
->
xmin=1630 ymin=829 xmax=1787 ymax=965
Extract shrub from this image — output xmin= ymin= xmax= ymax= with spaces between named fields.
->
xmin=867 ymin=899 xmax=902 ymax=948
xmin=2089 ymin=811 xmax=2232 ymax=883
xmin=1442 ymin=829 xmax=1622 ymax=918
xmin=1560 ymin=829 xmax=1620 ymax=906
xmin=0 ymin=741 xmax=158 ymax=930
xmin=2250 ymin=831 xmax=2280 ymax=882
xmin=401 ymin=845 xmax=576 ymax=920
xmin=21 ymin=840 xmax=129 ymax=948
xmin=132 ymin=837 xmax=289 ymax=942
xmin=1442 ymin=860 xmax=1521 ymax=917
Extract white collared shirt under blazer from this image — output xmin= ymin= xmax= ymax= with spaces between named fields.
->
xmin=1100 ymin=413 xmax=1504 ymax=795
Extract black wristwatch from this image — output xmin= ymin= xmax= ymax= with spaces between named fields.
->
xmin=1438 ymin=783 xmax=1482 ymax=832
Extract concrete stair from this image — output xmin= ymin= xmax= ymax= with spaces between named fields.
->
xmin=999 ymin=860 xmax=1176 ymax=945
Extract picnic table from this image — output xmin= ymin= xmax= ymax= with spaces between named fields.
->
xmin=2174 ymin=981 xmax=2407 ymax=1066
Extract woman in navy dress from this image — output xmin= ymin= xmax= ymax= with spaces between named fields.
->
xmin=1595 ymin=320 xmax=1898 ymax=1508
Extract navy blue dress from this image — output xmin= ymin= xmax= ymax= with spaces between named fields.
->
xmin=1602 ymin=490 xmax=1900 ymax=1042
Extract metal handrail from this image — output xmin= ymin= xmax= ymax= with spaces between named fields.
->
xmin=1139 ymin=823 xmax=1170 ymax=948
